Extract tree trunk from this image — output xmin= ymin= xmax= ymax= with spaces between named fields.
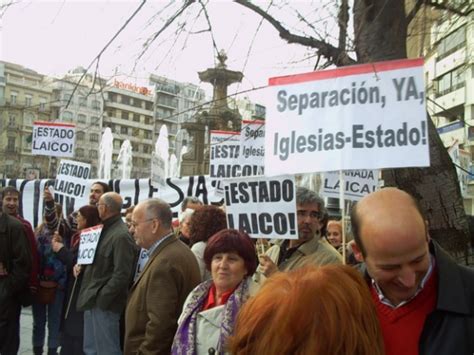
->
xmin=353 ymin=0 xmax=470 ymax=257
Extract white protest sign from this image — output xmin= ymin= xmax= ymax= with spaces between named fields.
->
xmin=224 ymin=175 xmax=297 ymax=239
xmin=238 ymin=120 xmax=265 ymax=176
xmin=32 ymin=121 xmax=76 ymax=158
xmin=210 ymin=131 xmax=241 ymax=178
xmin=134 ymin=249 xmax=149 ymax=281
xmin=264 ymin=58 xmax=428 ymax=176
xmin=151 ymin=153 xmax=166 ymax=187
xmin=321 ymin=170 xmax=379 ymax=201
xmin=54 ymin=160 xmax=91 ymax=199
xmin=77 ymin=225 xmax=103 ymax=265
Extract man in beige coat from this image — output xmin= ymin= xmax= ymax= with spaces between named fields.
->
xmin=124 ymin=198 xmax=200 ymax=355
xmin=258 ymin=187 xmax=342 ymax=280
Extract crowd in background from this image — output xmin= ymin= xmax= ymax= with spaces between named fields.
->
xmin=1 ymin=182 xmax=473 ymax=355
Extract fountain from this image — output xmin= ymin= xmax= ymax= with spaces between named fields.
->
xmin=154 ymin=124 xmax=170 ymax=178
xmin=169 ymin=154 xmax=178 ymax=178
xmin=98 ymin=127 xmax=114 ymax=179
xmin=117 ymin=139 xmax=133 ymax=179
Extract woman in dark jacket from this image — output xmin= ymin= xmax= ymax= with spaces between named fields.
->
xmin=51 ymin=205 xmax=100 ymax=355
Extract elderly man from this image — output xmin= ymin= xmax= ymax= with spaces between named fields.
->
xmin=351 ymin=187 xmax=474 ymax=355
xmin=259 ymin=187 xmax=342 ymax=278
xmin=125 ymin=199 xmax=200 ymax=355
xmin=0 ymin=189 xmax=32 ymax=355
xmin=76 ymin=192 xmax=138 ymax=355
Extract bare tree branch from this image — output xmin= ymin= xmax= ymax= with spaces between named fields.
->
xmin=338 ymin=0 xmax=349 ymax=50
xmin=406 ymin=0 xmax=424 ymax=25
xmin=425 ymin=0 xmax=473 ymax=16
xmin=234 ymin=0 xmax=356 ymax=66
xmin=197 ymin=0 xmax=220 ymax=56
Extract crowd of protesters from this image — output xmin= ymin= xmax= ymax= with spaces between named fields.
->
xmin=1 ymin=183 xmax=473 ymax=355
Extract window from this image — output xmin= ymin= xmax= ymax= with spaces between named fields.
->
xmin=144 ymin=131 xmax=152 ymax=139
xmin=39 ymin=97 xmax=47 ymax=111
xmin=24 ymin=113 xmax=34 ymax=125
xmin=144 ymin=116 xmax=151 ymax=125
xmin=76 ymin=148 xmax=84 ymax=157
xmin=107 ymin=109 xmax=115 ymax=118
xmin=79 ymin=96 xmax=87 ymax=107
xmin=77 ymin=132 xmax=85 ymax=140
xmin=91 ymin=116 xmax=100 ymax=126
xmin=121 ymin=111 xmax=129 ymax=120
xmin=78 ymin=114 xmax=87 ymax=124
xmin=92 ymin=100 xmax=101 ymax=110
xmin=437 ymin=26 xmax=466 ymax=60
xmin=145 ymin=101 xmax=153 ymax=110
xmin=121 ymin=95 xmax=130 ymax=105
xmin=10 ymin=91 xmax=18 ymax=104
xmin=89 ymin=150 xmax=98 ymax=159
xmin=63 ymin=111 xmax=73 ymax=122
xmin=25 ymin=94 xmax=32 ymax=107
xmin=132 ymin=128 xmax=140 ymax=137
xmin=108 ymin=92 xmax=117 ymax=102
xmin=63 ymin=94 xmax=72 ymax=104
xmin=133 ymin=113 xmax=140 ymax=122
xmin=90 ymin=133 xmax=99 ymax=142
xmin=8 ymin=114 xmax=16 ymax=127
xmin=436 ymin=66 xmax=465 ymax=97
xmin=114 ymin=140 xmax=121 ymax=149
xmin=7 ymin=137 xmax=16 ymax=151
xmin=121 ymin=126 xmax=128 ymax=134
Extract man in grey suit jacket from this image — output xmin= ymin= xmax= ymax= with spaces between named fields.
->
xmin=76 ymin=192 xmax=138 ymax=355
xmin=124 ymin=199 xmax=200 ymax=355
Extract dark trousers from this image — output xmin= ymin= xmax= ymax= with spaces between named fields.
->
xmin=0 ymin=302 xmax=21 ymax=355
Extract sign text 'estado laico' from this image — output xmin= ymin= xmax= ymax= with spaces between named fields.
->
xmin=264 ymin=58 xmax=429 ymax=176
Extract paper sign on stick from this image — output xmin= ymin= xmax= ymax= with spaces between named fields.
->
xmin=238 ymin=120 xmax=265 ymax=176
xmin=264 ymin=58 xmax=429 ymax=176
xmin=77 ymin=225 xmax=103 ymax=265
xmin=321 ymin=170 xmax=379 ymax=201
xmin=32 ymin=121 xmax=76 ymax=158
xmin=54 ymin=160 xmax=91 ymax=199
xmin=224 ymin=175 xmax=297 ymax=239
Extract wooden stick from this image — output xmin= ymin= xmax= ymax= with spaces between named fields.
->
xmin=64 ymin=276 xmax=78 ymax=320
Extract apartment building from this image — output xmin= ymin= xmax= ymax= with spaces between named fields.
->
xmin=0 ymin=61 xmax=52 ymax=178
xmin=103 ymin=80 xmax=155 ymax=178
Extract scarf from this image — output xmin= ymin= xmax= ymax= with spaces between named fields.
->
xmin=171 ymin=278 xmax=250 ymax=355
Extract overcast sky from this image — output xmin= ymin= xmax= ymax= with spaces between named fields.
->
xmin=1 ymin=0 xmax=338 ymax=102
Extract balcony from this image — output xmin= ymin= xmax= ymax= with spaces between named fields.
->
xmin=155 ymin=84 xmax=180 ymax=96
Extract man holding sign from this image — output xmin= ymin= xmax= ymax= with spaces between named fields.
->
xmin=259 ymin=187 xmax=341 ymax=278
xmin=76 ymin=192 xmax=138 ymax=355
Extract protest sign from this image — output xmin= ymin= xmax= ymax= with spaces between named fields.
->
xmin=224 ymin=175 xmax=297 ymax=239
xmin=210 ymin=131 xmax=241 ymax=178
xmin=448 ymin=142 xmax=471 ymax=198
xmin=77 ymin=225 xmax=103 ymax=265
xmin=151 ymin=153 xmax=166 ymax=187
xmin=321 ymin=170 xmax=379 ymax=201
xmin=32 ymin=121 xmax=76 ymax=158
xmin=134 ymin=249 xmax=149 ymax=281
xmin=1 ymin=176 xmax=220 ymax=229
xmin=54 ymin=159 xmax=91 ymax=199
xmin=238 ymin=120 xmax=265 ymax=176
xmin=264 ymin=58 xmax=429 ymax=176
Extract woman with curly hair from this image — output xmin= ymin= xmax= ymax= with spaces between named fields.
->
xmin=189 ymin=205 xmax=227 ymax=281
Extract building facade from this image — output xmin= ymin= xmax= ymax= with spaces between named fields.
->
xmin=0 ymin=61 xmax=52 ymax=178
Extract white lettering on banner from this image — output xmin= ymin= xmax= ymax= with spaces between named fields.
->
xmin=224 ymin=175 xmax=297 ymax=239
xmin=54 ymin=160 xmax=91 ymax=199
xmin=321 ymin=170 xmax=379 ymax=201
xmin=264 ymin=58 xmax=429 ymax=176
xmin=238 ymin=120 xmax=265 ymax=176
xmin=1 ymin=176 xmax=221 ymax=229
xmin=32 ymin=121 xmax=76 ymax=158
xmin=77 ymin=225 xmax=103 ymax=265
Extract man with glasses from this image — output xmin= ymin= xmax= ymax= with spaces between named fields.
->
xmin=259 ymin=187 xmax=342 ymax=278
xmin=76 ymin=192 xmax=139 ymax=355
xmin=124 ymin=199 xmax=200 ymax=355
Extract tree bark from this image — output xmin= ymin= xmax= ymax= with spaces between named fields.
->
xmin=354 ymin=0 xmax=470 ymax=256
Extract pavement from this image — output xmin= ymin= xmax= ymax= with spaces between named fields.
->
xmin=19 ymin=307 xmax=38 ymax=355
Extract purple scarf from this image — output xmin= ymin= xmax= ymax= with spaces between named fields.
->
xmin=171 ymin=278 xmax=250 ymax=355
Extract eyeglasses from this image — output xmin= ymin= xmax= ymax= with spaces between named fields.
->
xmin=130 ymin=218 xmax=156 ymax=228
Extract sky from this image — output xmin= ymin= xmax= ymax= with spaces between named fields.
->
xmin=0 ymin=0 xmax=339 ymax=102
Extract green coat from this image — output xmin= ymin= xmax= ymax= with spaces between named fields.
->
xmin=77 ymin=214 xmax=139 ymax=314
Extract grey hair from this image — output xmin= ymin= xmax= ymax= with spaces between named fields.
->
xmin=102 ymin=194 xmax=122 ymax=214
xmin=181 ymin=196 xmax=203 ymax=212
xmin=296 ymin=187 xmax=325 ymax=209
xmin=144 ymin=198 xmax=172 ymax=229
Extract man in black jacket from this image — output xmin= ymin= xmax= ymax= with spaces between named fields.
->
xmin=0 ymin=195 xmax=32 ymax=355
xmin=351 ymin=187 xmax=474 ymax=355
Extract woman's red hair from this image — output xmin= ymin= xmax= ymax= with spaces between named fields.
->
xmin=229 ymin=265 xmax=384 ymax=355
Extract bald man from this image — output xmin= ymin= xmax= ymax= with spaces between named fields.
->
xmin=351 ymin=188 xmax=474 ymax=355
xmin=77 ymin=192 xmax=139 ymax=355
